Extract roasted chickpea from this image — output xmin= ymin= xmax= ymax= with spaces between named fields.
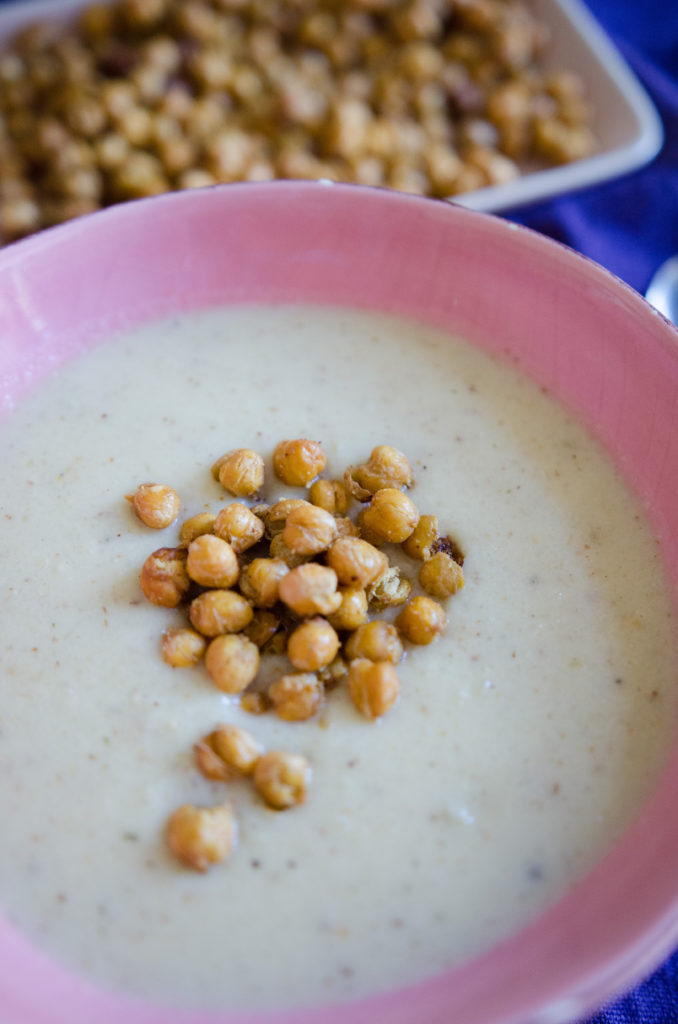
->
xmin=140 ymin=547 xmax=191 ymax=607
xmin=318 ymin=654 xmax=349 ymax=690
xmin=205 ymin=634 xmax=260 ymax=694
xmin=179 ymin=512 xmax=216 ymax=546
xmin=335 ymin=516 xmax=361 ymax=538
xmin=129 ymin=482 xmax=180 ymax=529
xmin=366 ymin=566 xmax=412 ymax=609
xmin=186 ymin=535 xmax=239 ymax=589
xmin=278 ymin=563 xmax=342 ymax=618
xmin=263 ymin=498 xmax=311 ymax=538
xmin=214 ymin=502 xmax=265 ymax=553
xmin=287 ymin=617 xmax=340 ymax=671
xmin=327 ymin=586 xmax=369 ymax=632
xmin=419 ymin=551 xmax=465 ymax=598
xmin=166 ymin=802 xmax=237 ymax=872
xmin=396 ymin=595 xmax=446 ymax=644
xmin=345 ymin=620 xmax=403 ymax=664
xmin=194 ymin=723 xmax=262 ymax=781
xmin=353 ymin=445 xmax=413 ymax=493
xmin=402 ymin=513 xmax=438 ymax=560
xmin=239 ymin=557 xmax=289 ymax=607
xmin=273 ymin=438 xmax=326 ymax=486
xmin=240 ymin=691 xmax=269 ymax=715
xmin=189 ymin=589 xmax=253 ymax=637
xmin=243 ymin=609 xmax=281 ymax=648
xmin=309 ymin=477 xmax=351 ymax=515
xmin=361 ymin=488 xmax=419 ymax=543
xmin=269 ymin=672 xmax=325 ymax=721
xmin=213 ymin=448 xmax=264 ymax=497
xmin=326 ymin=536 xmax=388 ymax=588
xmin=282 ymin=503 xmax=338 ymax=556
xmin=161 ymin=627 xmax=206 ymax=666
xmin=253 ymin=750 xmax=311 ymax=809
xmin=348 ymin=659 xmax=400 ymax=719
xmin=268 ymin=533 xmax=313 ymax=568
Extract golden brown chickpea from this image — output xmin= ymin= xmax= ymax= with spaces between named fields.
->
xmin=263 ymin=498 xmax=311 ymax=538
xmin=419 ymin=552 xmax=465 ymax=598
xmin=348 ymin=659 xmax=400 ymax=720
xmin=213 ymin=448 xmax=264 ymax=497
xmin=240 ymin=691 xmax=269 ymax=716
xmin=268 ymin=533 xmax=312 ymax=569
xmin=161 ymin=627 xmax=206 ymax=667
xmin=309 ymin=478 xmax=351 ymax=515
xmin=186 ymin=535 xmax=239 ymax=589
xmin=344 ymin=620 xmax=404 ymax=664
xmin=268 ymin=672 xmax=325 ymax=721
xmin=335 ymin=516 xmax=361 ymax=538
xmin=243 ymin=609 xmax=280 ymax=648
xmin=282 ymin=503 xmax=338 ymax=556
xmin=366 ymin=566 xmax=412 ymax=610
xmin=318 ymin=654 xmax=349 ymax=690
xmin=253 ymin=751 xmax=311 ymax=809
xmin=287 ymin=618 xmax=340 ymax=671
xmin=273 ymin=438 xmax=326 ymax=486
xmin=278 ymin=563 xmax=342 ymax=618
xmin=140 ymin=547 xmax=191 ymax=607
xmin=129 ymin=482 xmax=181 ymax=529
xmin=326 ymin=536 xmax=389 ymax=588
xmin=194 ymin=723 xmax=262 ymax=781
xmin=166 ymin=802 xmax=237 ymax=872
xmin=361 ymin=488 xmax=419 ymax=543
xmin=396 ymin=595 xmax=446 ymax=644
xmin=189 ymin=589 xmax=253 ymax=637
xmin=353 ymin=445 xmax=413 ymax=493
xmin=214 ymin=502 xmax=265 ymax=553
xmin=179 ymin=512 xmax=216 ymax=546
xmin=401 ymin=513 xmax=438 ymax=560
xmin=239 ymin=557 xmax=289 ymax=607
xmin=205 ymin=633 xmax=260 ymax=694
xmin=178 ymin=168 xmax=218 ymax=190
xmin=327 ymin=586 xmax=369 ymax=632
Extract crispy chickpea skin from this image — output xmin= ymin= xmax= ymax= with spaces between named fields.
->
xmin=353 ymin=445 xmax=414 ymax=493
xmin=348 ymin=659 xmax=400 ymax=720
xmin=287 ymin=617 xmax=340 ymax=671
xmin=396 ymin=595 xmax=446 ymax=644
xmin=273 ymin=438 xmax=326 ymax=486
xmin=345 ymin=620 xmax=404 ymax=664
xmin=326 ymin=536 xmax=389 ymax=588
xmin=243 ymin=608 xmax=281 ymax=648
xmin=269 ymin=672 xmax=325 ymax=721
xmin=327 ymin=586 xmax=369 ymax=632
xmin=179 ymin=512 xmax=216 ymax=546
xmin=213 ymin=448 xmax=264 ymax=497
xmin=269 ymin=533 xmax=313 ymax=568
xmin=140 ymin=546 xmax=191 ymax=607
xmin=214 ymin=502 xmax=265 ymax=553
xmin=282 ymin=503 xmax=338 ymax=556
xmin=194 ymin=723 xmax=262 ymax=781
xmin=253 ymin=750 xmax=311 ymax=809
xmin=419 ymin=551 xmax=465 ymax=598
xmin=262 ymin=498 xmax=310 ymax=538
xmin=129 ymin=482 xmax=181 ymax=529
xmin=161 ymin=627 xmax=206 ymax=666
xmin=361 ymin=488 xmax=419 ymax=543
xmin=205 ymin=633 xmax=260 ymax=694
xmin=239 ymin=557 xmax=289 ymax=607
xmin=309 ymin=477 xmax=351 ymax=515
xmin=189 ymin=589 xmax=253 ymax=637
xmin=186 ymin=534 xmax=239 ymax=589
xmin=278 ymin=562 xmax=342 ymax=618
xmin=166 ymin=802 xmax=237 ymax=872
xmin=401 ymin=513 xmax=439 ymax=560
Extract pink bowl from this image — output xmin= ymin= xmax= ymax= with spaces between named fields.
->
xmin=1 ymin=181 xmax=678 ymax=1024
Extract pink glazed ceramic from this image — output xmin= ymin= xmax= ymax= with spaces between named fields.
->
xmin=1 ymin=182 xmax=678 ymax=1024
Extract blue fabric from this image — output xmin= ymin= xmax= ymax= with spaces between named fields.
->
xmin=508 ymin=3 xmax=678 ymax=1021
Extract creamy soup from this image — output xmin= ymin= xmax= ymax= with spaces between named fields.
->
xmin=0 ymin=305 xmax=675 ymax=1013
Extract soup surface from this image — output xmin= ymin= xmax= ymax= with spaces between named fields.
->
xmin=0 ymin=305 xmax=676 ymax=1012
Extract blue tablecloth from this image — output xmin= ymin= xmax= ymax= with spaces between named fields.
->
xmin=510 ymin=3 xmax=678 ymax=1021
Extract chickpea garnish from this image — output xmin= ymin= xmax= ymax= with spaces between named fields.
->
xmin=189 ymin=589 xmax=253 ymax=637
xmin=240 ymin=691 xmax=269 ymax=715
xmin=186 ymin=534 xmax=239 ymax=589
xmin=253 ymin=751 xmax=311 ymax=809
xmin=268 ymin=533 xmax=314 ymax=569
xmin=361 ymin=488 xmax=419 ymax=543
xmin=318 ymin=654 xmax=349 ymax=690
xmin=178 ymin=512 xmax=216 ymax=546
xmin=396 ymin=595 xmax=446 ymax=645
xmin=326 ymin=536 xmax=388 ymax=588
xmin=262 ymin=498 xmax=310 ymax=538
xmin=239 ymin=556 xmax=289 ymax=607
xmin=348 ymin=659 xmax=400 ymax=720
xmin=140 ymin=546 xmax=191 ymax=607
xmin=214 ymin=502 xmax=265 ymax=553
xmin=419 ymin=551 xmax=465 ymax=599
xmin=129 ymin=482 xmax=180 ymax=529
xmin=309 ymin=477 xmax=351 ymax=515
xmin=243 ymin=609 xmax=281 ymax=648
xmin=345 ymin=620 xmax=404 ymax=664
xmin=161 ymin=627 xmax=206 ymax=667
xmin=194 ymin=723 xmax=262 ymax=781
xmin=268 ymin=672 xmax=325 ymax=721
xmin=166 ymin=802 xmax=237 ymax=872
xmin=278 ymin=562 xmax=342 ymax=618
xmin=327 ymin=586 xmax=369 ymax=632
xmin=213 ymin=448 xmax=264 ymax=497
xmin=287 ymin=617 xmax=340 ymax=672
xmin=335 ymin=515 xmax=361 ymax=538
xmin=366 ymin=566 xmax=412 ymax=610
xmin=401 ymin=513 xmax=438 ymax=560
xmin=282 ymin=503 xmax=338 ymax=556
xmin=353 ymin=445 xmax=414 ymax=493
xmin=273 ymin=439 xmax=326 ymax=487
xmin=205 ymin=633 xmax=260 ymax=694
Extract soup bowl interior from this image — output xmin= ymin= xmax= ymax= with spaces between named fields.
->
xmin=1 ymin=181 xmax=678 ymax=1024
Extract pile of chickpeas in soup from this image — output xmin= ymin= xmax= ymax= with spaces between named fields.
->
xmin=129 ymin=440 xmax=465 ymax=873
